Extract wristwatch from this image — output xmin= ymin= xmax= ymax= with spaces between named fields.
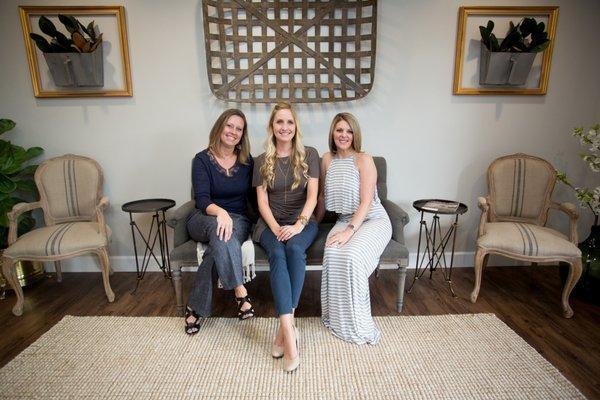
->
xmin=347 ymin=223 xmax=357 ymax=233
xmin=297 ymin=215 xmax=309 ymax=226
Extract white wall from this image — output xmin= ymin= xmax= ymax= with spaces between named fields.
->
xmin=1 ymin=0 xmax=599 ymax=271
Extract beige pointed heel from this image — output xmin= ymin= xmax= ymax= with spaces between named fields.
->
xmin=283 ymin=354 xmax=300 ymax=373
xmin=271 ymin=342 xmax=284 ymax=358
xmin=283 ymin=325 xmax=300 ymax=373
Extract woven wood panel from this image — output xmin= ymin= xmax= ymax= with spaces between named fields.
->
xmin=202 ymin=0 xmax=377 ymax=103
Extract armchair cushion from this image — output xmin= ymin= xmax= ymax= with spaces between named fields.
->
xmin=4 ymin=222 xmax=111 ymax=259
xmin=477 ymin=222 xmax=580 ymax=258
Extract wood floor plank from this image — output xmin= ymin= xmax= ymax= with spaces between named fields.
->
xmin=0 ymin=266 xmax=598 ymax=398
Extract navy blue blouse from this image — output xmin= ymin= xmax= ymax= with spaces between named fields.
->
xmin=192 ymin=149 xmax=253 ymax=216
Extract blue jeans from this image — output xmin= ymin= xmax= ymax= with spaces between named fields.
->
xmin=260 ymin=220 xmax=318 ymax=316
xmin=186 ymin=211 xmax=251 ymax=317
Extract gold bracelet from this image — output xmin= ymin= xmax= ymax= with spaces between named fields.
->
xmin=297 ymin=215 xmax=309 ymax=226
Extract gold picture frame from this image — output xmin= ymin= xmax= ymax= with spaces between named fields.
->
xmin=452 ymin=6 xmax=558 ymax=95
xmin=19 ymin=6 xmax=132 ymax=98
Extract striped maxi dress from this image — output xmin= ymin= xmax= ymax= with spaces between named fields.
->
xmin=321 ymin=155 xmax=392 ymax=345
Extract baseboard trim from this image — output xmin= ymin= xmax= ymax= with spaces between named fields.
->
xmin=42 ymin=251 xmax=532 ymax=273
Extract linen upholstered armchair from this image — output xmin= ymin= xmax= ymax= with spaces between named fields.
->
xmin=470 ymin=153 xmax=582 ymax=318
xmin=1 ymin=154 xmax=115 ymax=316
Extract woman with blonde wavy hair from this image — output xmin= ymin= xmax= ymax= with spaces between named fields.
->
xmin=252 ymin=102 xmax=319 ymax=373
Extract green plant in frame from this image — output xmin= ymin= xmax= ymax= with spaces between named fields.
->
xmin=0 ymin=119 xmax=44 ymax=249
xmin=479 ymin=17 xmax=551 ymax=53
xmin=29 ymin=14 xmax=102 ymax=53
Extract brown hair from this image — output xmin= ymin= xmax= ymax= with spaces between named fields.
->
xmin=328 ymin=112 xmax=362 ymax=154
xmin=207 ymin=109 xmax=250 ymax=165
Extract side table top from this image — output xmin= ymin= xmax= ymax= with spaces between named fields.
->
xmin=413 ymin=198 xmax=468 ymax=215
xmin=122 ymin=198 xmax=176 ymax=213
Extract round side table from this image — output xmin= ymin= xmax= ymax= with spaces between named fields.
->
xmin=122 ymin=198 xmax=176 ymax=292
xmin=408 ymin=199 xmax=468 ymax=297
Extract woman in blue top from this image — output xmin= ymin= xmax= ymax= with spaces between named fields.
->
xmin=184 ymin=109 xmax=254 ymax=335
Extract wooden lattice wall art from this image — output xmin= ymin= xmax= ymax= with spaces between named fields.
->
xmin=202 ymin=0 xmax=377 ymax=103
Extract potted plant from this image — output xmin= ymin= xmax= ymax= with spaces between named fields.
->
xmin=0 ymin=119 xmax=44 ymax=297
xmin=557 ymin=124 xmax=600 ymax=304
xmin=479 ymin=17 xmax=551 ymax=86
xmin=29 ymin=15 xmax=103 ymax=87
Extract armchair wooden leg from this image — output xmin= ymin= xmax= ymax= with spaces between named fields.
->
xmin=97 ymin=248 xmax=115 ymax=303
xmin=470 ymin=248 xmax=487 ymax=303
xmin=482 ymin=254 xmax=489 ymax=269
xmin=2 ymin=257 xmax=24 ymax=316
xmin=54 ymin=261 xmax=63 ymax=282
xmin=561 ymin=257 xmax=582 ymax=318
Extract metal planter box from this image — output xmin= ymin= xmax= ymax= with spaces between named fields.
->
xmin=43 ymin=45 xmax=104 ymax=87
xmin=479 ymin=41 xmax=536 ymax=86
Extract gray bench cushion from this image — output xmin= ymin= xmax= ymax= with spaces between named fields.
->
xmin=170 ymin=223 xmax=408 ymax=267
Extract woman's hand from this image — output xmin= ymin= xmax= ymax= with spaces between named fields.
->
xmin=325 ymin=227 xmax=354 ymax=248
xmin=276 ymin=221 xmax=304 ymax=241
xmin=216 ymin=210 xmax=233 ymax=241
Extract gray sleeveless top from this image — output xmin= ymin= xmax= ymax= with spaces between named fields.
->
xmin=324 ymin=155 xmax=387 ymax=219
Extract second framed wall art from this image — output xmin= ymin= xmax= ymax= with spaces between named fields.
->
xmin=19 ymin=6 xmax=133 ymax=98
xmin=453 ymin=6 xmax=558 ymax=95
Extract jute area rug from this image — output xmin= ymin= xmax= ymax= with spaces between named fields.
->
xmin=0 ymin=314 xmax=584 ymax=399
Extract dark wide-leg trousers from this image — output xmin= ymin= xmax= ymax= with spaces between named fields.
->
xmin=186 ymin=211 xmax=251 ymax=317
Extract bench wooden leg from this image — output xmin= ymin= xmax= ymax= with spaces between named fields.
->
xmin=397 ymin=263 xmax=407 ymax=313
xmin=172 ymin=263 xmax=184 ymax=316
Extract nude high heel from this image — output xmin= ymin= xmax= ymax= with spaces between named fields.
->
xmin=283 ymin=326 xmax=300 ymax=373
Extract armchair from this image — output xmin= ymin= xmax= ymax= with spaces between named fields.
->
xmin=471 ymin=153 xmax=582 ymax=317
xmin=1 ymin=154 xmax=114 ymax=316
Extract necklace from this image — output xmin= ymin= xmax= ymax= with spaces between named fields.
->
xmin=276 ymin=158 xmax=291 ymax=204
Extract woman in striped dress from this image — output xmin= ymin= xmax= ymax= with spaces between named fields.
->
xmin=316 ymin=112 xmax=392 ymax=345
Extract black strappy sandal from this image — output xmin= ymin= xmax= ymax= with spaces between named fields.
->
xmin=184 ymin=305 xmax=203 ymax=335
xmin=236 ymin=295 xmax=255 ymax=320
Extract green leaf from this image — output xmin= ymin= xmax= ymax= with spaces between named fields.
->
xmin=87 ymin=21 xmax=97 ymax=42
xmin=15 ymin=179 xmax=37 ymax=195
xmin=29 ymin=33 xmax=53 ymax=52
xmin=520 ymin=17 xmax=537 ymax=37
xmin=0 ymin=174 xmax=17 ymax=194
xmin=529 ymin=40 xmax=550 ymax=53
xmin=58 ymin=14 xmax=79 ymax=34
xmin=0 ymin=119 xmax=15 ymax=135
xmin=536 ymin=21 xmax=546 ymax=33
xmin=17 ymin=164 xmax=39 ymax=176
xmin=489 ymin=34 xmax=500 ymax=52
xmin=54 ymin=31 xmax=73 ymax=51
xmin=23 ymin=147 xmax=43 ymax=162
xmin=500 ymin=24 xmax=522 ymax=52
xmin=479 ymin=26 xmax=490 ymax=49
xmin=38 ymin=16 xmax=58 ymax=37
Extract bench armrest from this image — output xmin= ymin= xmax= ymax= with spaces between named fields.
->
xmin=381 ymin=199 xmax=409 ymax=245
xmin=166 ymin=200 xmax=195 ymax=248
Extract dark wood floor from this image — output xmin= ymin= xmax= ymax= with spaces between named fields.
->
xmin=0 ymin=266 xmax=598 ymax=399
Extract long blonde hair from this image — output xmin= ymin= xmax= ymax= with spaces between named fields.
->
xmin=328 ymin=112 xmax=362 ymax=154
xmin=260 ymin=102 xmax=309 ymax=190
xmin=207 ymin=109 xmax=250 ymax=165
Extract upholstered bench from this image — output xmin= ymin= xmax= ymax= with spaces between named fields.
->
xmin=166 ymin=157 xmax=410 ymax=315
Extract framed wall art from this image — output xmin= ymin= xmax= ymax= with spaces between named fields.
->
xmin=19 ymin=6 xmax=133 ymax=98
xmin=452 ymin=6 xmax=558 ymax=95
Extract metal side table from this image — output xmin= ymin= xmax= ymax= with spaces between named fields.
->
xmin=122 ymin=198 xmax=176 ymax=292
xmin=408 ymin=199 xmax=468 ymax=296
